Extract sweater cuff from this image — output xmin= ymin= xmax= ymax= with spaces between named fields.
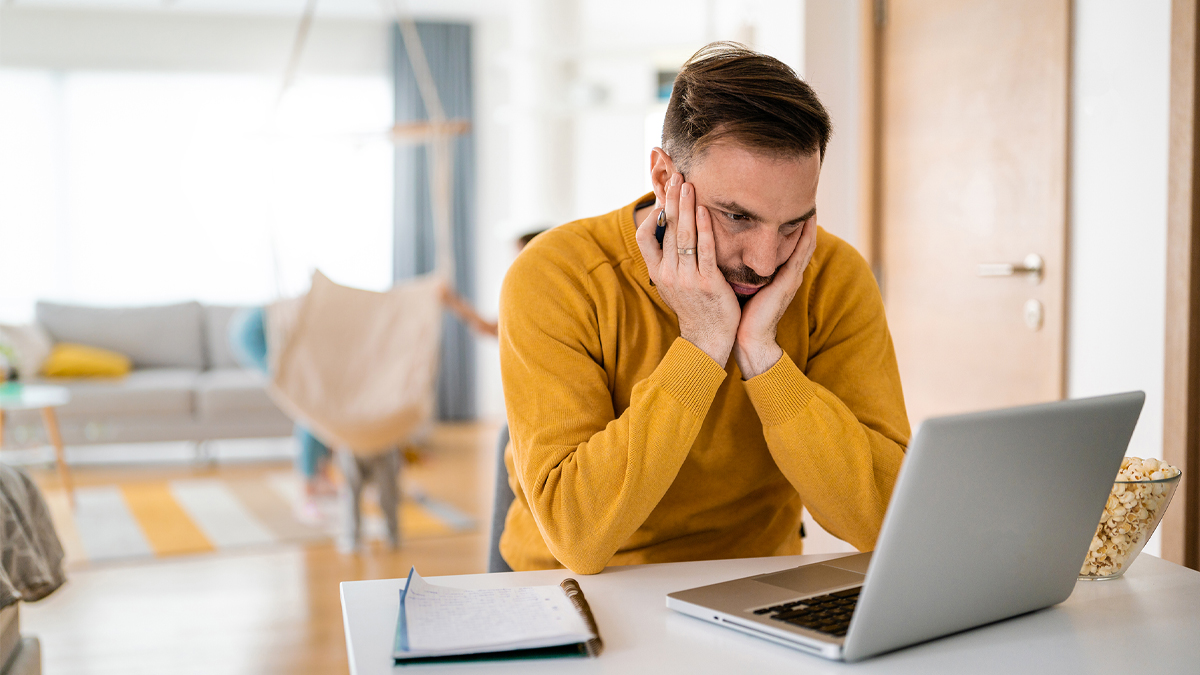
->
xmin=743 ymin=351 xmax=817 ymax=427
xmin=649 ymin=338 xmax=728 ymax=419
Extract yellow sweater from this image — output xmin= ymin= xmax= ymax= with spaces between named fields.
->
xmin=498 ymin=194 xmax=910 ymax=574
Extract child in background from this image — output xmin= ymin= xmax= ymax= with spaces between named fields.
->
xmin=438 ymin=230 xmax=544 ymax=339
xmin=336 ymin=446 xmax=402 ymax=552
xmin=227 ymin=306 xmax=334 ymax=523
xmin=227 ymin=230 xmax=542 ymax=538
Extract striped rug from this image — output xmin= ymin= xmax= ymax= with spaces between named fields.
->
xmin=43 ymin=472 xmax=475 ymax=565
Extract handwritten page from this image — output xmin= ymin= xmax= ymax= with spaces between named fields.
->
xmin=400 ymin=569 xmax=595 ymax=655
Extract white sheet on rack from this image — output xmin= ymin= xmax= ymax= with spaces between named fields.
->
xmin=266 ymin=270 xmax=442 ymax=455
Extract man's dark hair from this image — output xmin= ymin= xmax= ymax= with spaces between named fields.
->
xmin=662 ymin=42 xmax=831 ymax=172
xmin=516 ymin=230 xmax=545 ymax=249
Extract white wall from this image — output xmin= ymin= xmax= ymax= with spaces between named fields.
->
xmin=471 ymin=14 xmax=513 ymax=423
xmin=803 ymin=0 xmax=862 ymax=250
xmin=1068 ymin=3 xmax=1171 ymax=460
xmin=1068 ymin=0 xmax=1171 ymax=554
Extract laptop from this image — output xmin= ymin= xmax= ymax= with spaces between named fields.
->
xmin=666 ymin=392 xmax=1144 ymax=662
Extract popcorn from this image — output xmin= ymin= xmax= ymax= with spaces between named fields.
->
xmin=1080 ymin=457 xmax=1181 ymax=578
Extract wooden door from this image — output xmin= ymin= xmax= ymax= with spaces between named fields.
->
xmin=875 ymin=0 xmax=1070 ymax=425
xmin=1164 ymin=0 xmax=1200 ymax=570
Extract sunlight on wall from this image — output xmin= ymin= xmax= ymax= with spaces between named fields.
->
xmin=0 ymin=69 xmax=393 ymax=321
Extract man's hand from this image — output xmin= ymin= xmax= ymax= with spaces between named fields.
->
xmin=635 ymin=173 xmax=741 ymax=366
xmin=733 ymin=219 xmax=819 ymax=378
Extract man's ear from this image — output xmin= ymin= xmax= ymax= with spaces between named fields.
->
xmin=649 ymin=147 xmax=676 ymax=206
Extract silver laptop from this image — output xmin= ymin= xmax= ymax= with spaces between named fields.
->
xmin=666 ymin=392 xmax=1144 ymax=662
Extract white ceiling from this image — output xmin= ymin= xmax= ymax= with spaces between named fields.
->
xmin=2 ymin=0 xmax=510 ymax=20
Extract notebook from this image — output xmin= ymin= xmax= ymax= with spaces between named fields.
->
xmin=393 ymin=568 xmax=603 ymax=663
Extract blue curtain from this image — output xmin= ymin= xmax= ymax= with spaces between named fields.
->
xmin=392 ymin=22 xmax=476 ymax=420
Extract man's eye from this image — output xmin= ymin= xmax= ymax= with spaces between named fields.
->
xmin=724 ymin=211 xmax=749 ymax=222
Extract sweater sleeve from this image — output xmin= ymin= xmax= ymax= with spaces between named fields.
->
xmin=742 ymin=241 xmax=910 ymax=552
xmin=499 ymin=246 xmax=727 ymax=574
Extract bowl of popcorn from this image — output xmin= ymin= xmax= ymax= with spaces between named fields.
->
xmin=1079 ymin=457 xmax=1182 ymax=580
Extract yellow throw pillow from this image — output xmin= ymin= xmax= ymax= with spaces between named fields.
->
xmin=41 ymin=343 xmax=132 ymax=378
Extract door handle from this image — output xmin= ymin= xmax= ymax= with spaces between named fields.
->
xmin=978 ymin=253 xmax=1043 ymax=283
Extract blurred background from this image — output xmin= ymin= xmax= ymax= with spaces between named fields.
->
xmin=0 ymin=1 xmax=1193 ymax=673
xmin=0 ymin=0 xmax=1180 ymax=537
xmin=0 ymin=0 xmax=1173 ymax=448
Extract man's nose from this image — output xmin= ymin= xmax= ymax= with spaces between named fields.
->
xmin=744 ymin=231 xmax=782 ymax=278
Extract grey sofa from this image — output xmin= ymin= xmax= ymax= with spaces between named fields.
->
xmin=0 ymin=301 xmax=292 ymax=448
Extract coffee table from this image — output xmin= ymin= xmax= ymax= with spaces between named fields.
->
xmin=0 ymin=383 xmax=73 ymax=507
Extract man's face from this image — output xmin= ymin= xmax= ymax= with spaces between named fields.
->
xmin=676 ymin=143 xmax=820 ymax=299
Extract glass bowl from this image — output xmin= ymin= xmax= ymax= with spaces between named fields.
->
xmin=1079 ymin=460 xmax=1181 ymax=580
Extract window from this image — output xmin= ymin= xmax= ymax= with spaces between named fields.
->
xmin=0 ymin=69 xmax=394 ymax=321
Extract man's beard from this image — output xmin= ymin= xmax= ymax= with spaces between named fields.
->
xmin=720 ymin=264 xmax=776 ymax=306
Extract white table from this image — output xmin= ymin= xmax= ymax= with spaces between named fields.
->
xmin=0 ymin=384 xmax=73 ymax=506
xmin=341 ymin=552 xmax=1200 ymax=674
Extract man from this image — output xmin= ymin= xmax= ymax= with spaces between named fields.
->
xmin=498 ymin=43 xmax=910 ymax=574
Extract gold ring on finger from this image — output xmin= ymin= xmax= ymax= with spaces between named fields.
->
xmin=677 ymin=248 xmax=696 ymax=255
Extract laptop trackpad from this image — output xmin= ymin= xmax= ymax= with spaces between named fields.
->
xmin=756 ymin=564 xmax=865 ymax=596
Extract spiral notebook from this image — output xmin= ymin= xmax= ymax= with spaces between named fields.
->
xmin=393 ymin=568 xmax=604 ymax=663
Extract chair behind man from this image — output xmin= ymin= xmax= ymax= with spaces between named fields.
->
xmin=488 ymin=424 xmax=514 ymax=572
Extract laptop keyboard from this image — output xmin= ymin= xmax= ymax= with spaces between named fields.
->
xmin=752 ymin=586 xmax=861 ymax=638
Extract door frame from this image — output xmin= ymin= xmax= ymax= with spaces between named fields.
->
xmin=856 ymin=0 xmax=884 ymax=279
xmin=1164 ymin=0 xmax=1200 ymax=571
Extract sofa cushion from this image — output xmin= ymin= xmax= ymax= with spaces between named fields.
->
xmin=40 ymin=368 xmax=199 ymax=418
xmin=36 ymin=301 xmax=205 ymax=370
xmin=195 ymin=368 xmax=280 ymax=420
xmin=41 ymin=343 xmax=132 ymax=377
xmin=203 ymin=305 xmax=248 ymax=370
